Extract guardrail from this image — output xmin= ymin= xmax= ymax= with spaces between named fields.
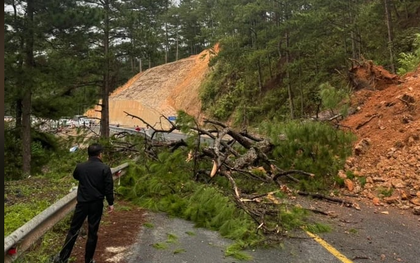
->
xmin=4 ymin=162 xmax=130 ymax=263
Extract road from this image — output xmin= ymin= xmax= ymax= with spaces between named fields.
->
xmin=105 ymin=125 xmax=420 ymax=262
xmin=124 ymin=197 xmax=420 ymax=263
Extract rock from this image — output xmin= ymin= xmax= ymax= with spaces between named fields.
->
xmin=398 ymin=189 xmax=410 ymax=200
xmin=397 ymin=204 xmax=410 ymax=210
xmin=373 ymin=197 xmax=381 ymax=206
xmin=354 ymin=138 xmax=371 ymax=156
xmin=338 ymin=170 xmax=347 ymax=179
xmin=344 ymin=179 xmax=354 ymax=191
xmin=391 ymin=179 xmax=406 ymax=188
xmin=410 ymin=197 xmax=420 ymax=206
xmin=366 ymin=192 xmax=375 ymax=199
xmin=345 ymin=157 xmax=355 ymax=168
xmin=384 ymin=196 xmax=399 ymax=204
xmin=413 ymin=206 xmax=420 ymax=215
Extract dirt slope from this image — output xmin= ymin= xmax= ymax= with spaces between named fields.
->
xmin=85 ymin=45 xmax=218 ymax=128
xmin=339 ymin=64 xmax=420 ymax=213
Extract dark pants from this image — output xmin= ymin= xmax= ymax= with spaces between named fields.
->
xmin=59 ymin=200 xmax=104 ymax=263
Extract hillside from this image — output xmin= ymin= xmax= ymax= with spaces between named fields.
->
xmin=85 ymin=45 xmax=218 ymax=129
xmin=340 ymin=64 xmax=420 ymax=213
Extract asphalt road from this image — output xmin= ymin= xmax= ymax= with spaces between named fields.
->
xmin=124 ymin=197 xmax=420 ymax=263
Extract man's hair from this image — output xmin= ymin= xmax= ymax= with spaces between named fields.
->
xmin=88 ymin=143 xmax=103 ymax=157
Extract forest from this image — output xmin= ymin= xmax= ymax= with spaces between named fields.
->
xmin=4 ymin=1 xmax=420 ymax=261
xmin=4 ymin=0 xmax=420 ymax=183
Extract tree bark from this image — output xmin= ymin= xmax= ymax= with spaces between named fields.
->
xmin=101 ymin=0 xmax=110 ymax=139
xmin=22 ymin=0 xmax=35 ymax=176
xmin=284 ymin=1 xmax=294 ymax=119
xmin=384 ymin=0 xmax=395 ymax=73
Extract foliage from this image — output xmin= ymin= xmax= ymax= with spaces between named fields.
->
xmin=225 ymin=242 xmax=253 ymax=261
xmin=260 ymin=120 xmax=356 ymax=192
xmin=4 ymin=200 xmax=51 ymax=236
xmin=305 ymin=222 xmax=332 ymax=234
xmin=117 ymin=138 xmax=323 ymax=253
xmin=4 ymin=125 xmax=61 ymax=180
xmin=318 ymin=82 xmax=351 ymax=116
xmin=397 ymin=33 xmax=420 ymax=75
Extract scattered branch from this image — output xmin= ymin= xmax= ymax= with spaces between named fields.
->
xmin=356 ymin=114 xmax=378 ymax=130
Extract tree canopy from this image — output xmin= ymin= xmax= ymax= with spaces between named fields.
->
xmin=4 ymin=0 xmax=420 ymax=177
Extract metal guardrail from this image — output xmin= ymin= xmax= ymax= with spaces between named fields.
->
xmin=4 ymin=162 xmax=130 ymax=263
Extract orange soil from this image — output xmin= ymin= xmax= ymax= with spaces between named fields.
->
xmin=339 ymin=64 xmax=420 ymax=210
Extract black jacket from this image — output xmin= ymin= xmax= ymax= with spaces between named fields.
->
xmin=73 ymin=157 xmax=114 ymax=206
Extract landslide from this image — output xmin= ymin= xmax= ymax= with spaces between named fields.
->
xmin=85 ymin=44 xmax=219 ymax=128
xmin=340 ymin=62 xmax=420 ymax=213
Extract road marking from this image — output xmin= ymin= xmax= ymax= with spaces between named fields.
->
xmin=305 ymin=230 xmax=353 ymax=263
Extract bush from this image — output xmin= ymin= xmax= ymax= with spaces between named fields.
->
xmin=397 ymin=33 xmax=420 ymax=76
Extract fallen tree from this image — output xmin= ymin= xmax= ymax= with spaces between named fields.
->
xmin=120 ymin=110 xmax=356 ymax=238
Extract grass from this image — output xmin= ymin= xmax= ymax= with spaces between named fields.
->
xmin=378 ymin=187 xmax=393 ymax=197
xmin=348 ymin=228 xmax=358 ymax=234
xmin=153 ymin=243 xmax=168 ymax=249
xmin=166 ymin=233 xmax=178 ymax=244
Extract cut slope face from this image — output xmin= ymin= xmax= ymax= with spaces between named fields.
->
xmin=340 ymin=65 xmax=420 ymax=210
xmin=85 ymin=47 xmax=216 ymax=128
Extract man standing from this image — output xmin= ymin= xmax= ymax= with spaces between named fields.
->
xmin=55 ymin=143 xmax=114 ymax=263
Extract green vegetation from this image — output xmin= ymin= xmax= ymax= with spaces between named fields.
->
xmin=306 ymin=223 xmax=332 ymax=234
xmin=378 ymin=187 xmax=394 ymax=197
xmin=166 ymin=233 xmax=178 ymax=244
xmin=4 ymin=200 xmax=51 ymax=236
xmin=153 ymin=243 xmax=168 ymax=250
xmin=260 ymin=120 xmax=356 ymax=192
xmin=144 ymin=222 xmax=154 ymax=228
xmin=357 ymin=177 xmax=367 ymax=188
xmin=225 ymin=242 xmax=253 ymax=261
xmin=5 ymin=0 xmax=420 ymax=261
xmin=348 ymin=228 xmax=358 ymax=234
xmin=173 ymin=249 xmax=187 ymax=254
xmin=397 ymin=33 xmax=420 ymax=75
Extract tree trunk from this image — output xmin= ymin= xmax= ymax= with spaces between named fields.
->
xmin=22 ymin=0 xmax=35 ymax=176
xmin=384 ymin=0 xmax=395 ymax=73
xmin=101 ymin=0 xmax=110 ymax=139
xmin=139 ymin=58 xmax=142 ymax=72
xmin=284 ymin=1 xmax=294 ymax=119
xmin=15 ymin=99 xmax=22 ymax=128
xmin=285 ymin=32 xmax=294 ymax=119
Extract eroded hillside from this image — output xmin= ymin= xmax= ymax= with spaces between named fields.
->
xmin=85 ymin=45 xmax=218 ymax=128
xmin=340 ymin=64 xmax=420 ymax=213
